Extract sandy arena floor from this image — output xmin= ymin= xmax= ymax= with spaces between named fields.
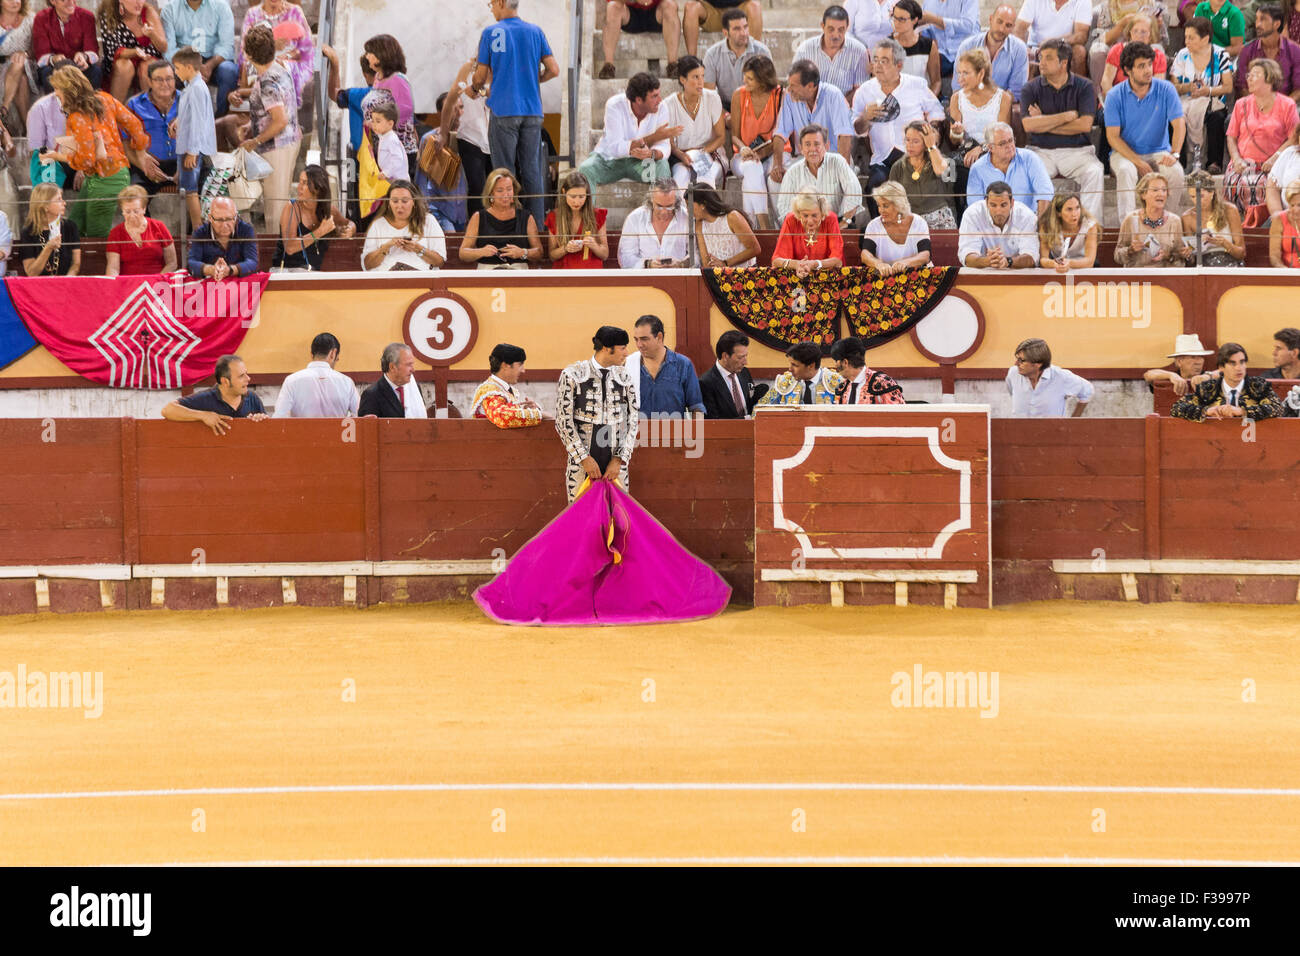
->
xmin=1 ymin=601 xmax=1297 ymax=865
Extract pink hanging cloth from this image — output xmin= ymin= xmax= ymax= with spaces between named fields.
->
xmin=474 ymin=479 xmax=731 ymax=626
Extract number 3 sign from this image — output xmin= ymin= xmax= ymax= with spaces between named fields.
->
xmin=402 ymin=291 xmax=479 ymax=366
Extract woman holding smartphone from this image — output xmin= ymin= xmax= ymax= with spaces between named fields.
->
xmin=1181 ymin=169 xmax=1245 ymax=266
xmin=20 ymin=183 xmax=80 ymax=276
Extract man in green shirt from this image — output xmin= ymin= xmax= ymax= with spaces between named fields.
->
xmin=1193 ymin=0 xmax=1246 ymax=57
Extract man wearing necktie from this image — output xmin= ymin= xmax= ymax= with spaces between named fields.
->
xmin=831 ymin=336 xmax=906 ymax=405
xmin=1171 ymin=342 xmax=1285 ymax=422
xmin=759 ymin=340 xmax=845 ymax=405
xmin=556 ymin=326 xmax=640 ymax=502
xmin=699 ymin=330 xmax=759 ymax=419
xmin=359 ymin=343 xmax=430 ymax=418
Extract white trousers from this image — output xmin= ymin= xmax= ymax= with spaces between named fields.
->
xmin=1028 ymin=145 xmax=1106 ymax=225
xmin=730 ymin=153 xmax=773 ymax=219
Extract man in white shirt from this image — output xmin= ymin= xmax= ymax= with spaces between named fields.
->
xmin=844 ymin=0 xmax=896 ymax=50
xmin=795 ymin=5 xmax=870 ymax=100
xmin=1014 ymin=0 xmax=1090 ymax=74
xmin=1006 ymin=336 xmax=1092 ymax=417
xmin=775 ymin=123 xmax=864 ymax=223
xmin=618 ymin=179 xmax=694 ymax=268
xmin=853 ymin=38 xmax=941 ymax=193
xmin=358 ymin=343 xmax=429 ymax=419
xmin=1265 ymin=143 xmax=1300 ymax=214
xmin=274 ymin=333 xmax=359 ymax=418
xmin=957 ymin=181 xmax=1039 ymax=268
xmin=578 ymin=72 xmax=683 ymax=186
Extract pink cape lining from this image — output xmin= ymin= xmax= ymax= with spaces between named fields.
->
xmin=473 ymin=480 xmax=731 ymax=626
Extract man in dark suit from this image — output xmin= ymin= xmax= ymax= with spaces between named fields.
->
xmin=359 ymin=343 xmax=428 ymax=418
xmin=699 ymin=330 xmax=757 ymax=419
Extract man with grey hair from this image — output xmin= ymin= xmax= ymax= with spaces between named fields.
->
xmin=775 ymin=123 xmax=864 ymax=223
xmin=964 ymin=120 xmax=1054 ymax=214
xmin=852 ymin=38 xmax=940 ymax=194
xmin=358 ymin=343 xmax=428 ymax=418
xmin=617 ymin=178 xmax=693 ymax=268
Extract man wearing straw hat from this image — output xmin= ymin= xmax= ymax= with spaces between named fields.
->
xmin=1143 ymin=333 xmax=1215 ymax=397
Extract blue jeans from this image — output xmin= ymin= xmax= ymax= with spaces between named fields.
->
xmin=212 ymin=59 xmax=239 ymax=117
xmin=488 ymin=114 xmax=545 ymax=229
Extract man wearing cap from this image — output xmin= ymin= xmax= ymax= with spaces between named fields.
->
xmin=1143 ymin=333 xmax=1215 ymax=398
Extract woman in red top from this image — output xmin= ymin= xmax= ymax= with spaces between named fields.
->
xmin=546 ymin=170 xmax=609 ymax=269
xmin=105 ymin=183 xmax=177 ymax=275
xmin=772 ymin=186 xmax=843 ymax=275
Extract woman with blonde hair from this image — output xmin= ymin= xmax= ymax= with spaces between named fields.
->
xmin=948 ymin=47 xmax=1010 ymax=212
xmin=1225 ymin=57 xmax=1299 ymax=214
xmin=546 ymin=170 xmax=609 ymax=269
xmin=1268 ymin=179 xmax=1300 ymax=267
xmin=860 ymin=180 xmax=932 ymax=275
xmin=105 ymin=182 xmax=176 ymax=275
xmin=1181 ymin=169 xmax=1245 ymax=266
xmin=49 ymin=64 xmax=150 ymax=237
xmin=1116 ymin=172 xmax=1193 ymax=266
xmin=1100 ymin=14 xmax=1167 ymax=94
xmin=460 ymin=167 xmax=542 ymax=269
xmin=96 ymin=0 xmax=166 ymax=102
xmin=19 ymin=182 xmax=79 ymax=276
xmin=1091 ymin=0 xmax=1168 ymax=85
xmin=771 ymin=185 xmax=843 ymax=274
xmin=1038 ymin=191 xmax=1098 ymax=271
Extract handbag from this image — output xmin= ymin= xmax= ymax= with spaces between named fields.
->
xmin=241 ymin=147 xmax=273 ymax=181
xmin=418 ymin=133 xmax=461 ymax=192
xmin=224 ymin=149 xmax=263 ymax=213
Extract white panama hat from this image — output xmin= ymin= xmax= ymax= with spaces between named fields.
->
xmin=1168 ymin=334 xmax=1213 ymax=358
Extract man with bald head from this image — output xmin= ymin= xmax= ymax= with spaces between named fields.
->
xmin=956 ymin=5 xmax=1028 ymax=98
xmin=187 ymin=196 xmax=258 ymax=279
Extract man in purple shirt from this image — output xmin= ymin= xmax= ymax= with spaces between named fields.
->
xmin=1236 ymin=5 xmax=1300 ymax=100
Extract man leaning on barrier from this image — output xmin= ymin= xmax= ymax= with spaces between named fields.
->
xmin=161 ymin=353 xmax=267 ymax=435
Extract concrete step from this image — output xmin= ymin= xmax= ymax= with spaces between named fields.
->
xmin=592 ymin=25 xmax=818 ymax=78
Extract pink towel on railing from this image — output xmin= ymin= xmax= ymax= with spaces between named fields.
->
xmin=473 ymin=479 xmax=731 ymax=626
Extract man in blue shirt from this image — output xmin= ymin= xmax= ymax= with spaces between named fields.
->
xmin=472 ymin=0 xmax=561 ymax=231
xmin=128 ymin=60 xmax=179 ymax=196
xmin=920 ymin=0 xmax=980 ymax=76
xmin=965 ymin=121 xmax=1054 ymax=213
xmin=955 ymin=5 xmax=1027 ymax=98
xmin=161 ymin=354 xmax=267 ymax=435
xmin=188 ymin=197 xmax=259 ymax=279
xmin=628 ymin=314 xmax=705 ymax=417
xmin=1105 ymin=41 xmax=1185 ymax=219
xmin=162 ymin=0 xmax=238 ymax=117
xmin=771 ymin=59 xmax=856 ymax=183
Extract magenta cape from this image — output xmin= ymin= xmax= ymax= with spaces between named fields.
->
xmin=473 ymin=480 xmax=731 ymax=626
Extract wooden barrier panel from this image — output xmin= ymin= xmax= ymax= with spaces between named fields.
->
xmin=753 ymin=406 xmax=991 ymax=608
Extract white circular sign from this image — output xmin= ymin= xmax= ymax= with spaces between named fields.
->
xmin=914 ymin=297 xmax=980 ymax=360
xmin=406 ymin=295 xmax=474 ymax=364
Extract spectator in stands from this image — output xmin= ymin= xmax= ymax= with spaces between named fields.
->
xmin=126 ymin=59 xmax=178 ymax=197
xmin=601 ymin=1 xmax=682 ymax=81
xmin=98 ymin=0 xmax=167 ymax=103
xmin=162 ymin=0 xmax=236 ymax=118
xmin=1037 ymin=189 xmax=1097 ymax=269
xmin=627 ymin=314 xmax=706 ymax=417
xmin=417 ymin=98 xmax=469 ymax=234
xmin=32 ymin=0 xmax=100 ymax=93
xmin=1014 ymin=0 xmax=1089 ymax=74
xmin=1172 ymin=342 xmax=1284 ymax=420
xmin=274 ymin=333 xmax=359 ymax=419
xmin=1269 ymin=327 xmax=1300 ymax=377
xmin=852 ymin=39 xmax=940 ymax=198
xmin=796 ymin=5 xmax=869 ymax=101
xmin=472 ymin=343 xmax=544 ymax=428
xmin=1182 ymin=169 xmax=1245 ymax=265
xmin=18 ymin=183 xmax=78 ymax=276
xmin=687 ymin=1 xmax=764 ymax=58
xmin=892 ymin=0 xmax=941 ymax=95
xmin=162 ymin=354 xmax=267 ymax=433
xmin=772 ymin=185 xmax=845 ymax=272
xmin=321 ymin=43 xmax=377 ymax=154
xmin=105 ymin=183 xmax=176 ymax=275
xmin=665 ymin=55 xmax=727 ymax=189
xmin=188 ymin=196 xmax=256 ymax=278
xmin=1008 ymin=337 xmax=1092 ymax=417
xmin=1107 ymin=42 xmax=1185 ymax=219
xmin=277 ymin=165 xmax=355 ymax=272
xmin=1268 ymin=180 xmax=1300 ymax=265
xmin=473 ymin=1 xmax=559 ymax=232
xmin=949 ymin=47 xmax=1011 ymax=210
xmin=1100 ymin=14 xmax=1166 ymax=95
xmin=460 ymin=168 xmax=542 ymax=270
xmin=1190 ymin=0 xmax=1245 ymax=58
xmin=957 ymin=5 xmax=1027 ymax=98
xmin=761 ymin=340 xmax=845 ymax=405
xmin=1267 ymin=137 xmax=1300 ymax=212
xmin=702 ymin=6 xmax=770 ymax=109
xmin=0 ymin=205 xmax=10 ymax=277
xmin=920 ymin=0 xmax=979 ymax=78
xmin=361 ymin=181 xmax=445 ymax=271
xmin=844 ymin=0 xmax=895 ymax=51
xmin=237 ymin=23 xmax=301 ymax=232
xmin=966 ymin=121 xmax=1054 ymax=214
xmin=699 ymin=329 xmax=756 ymax=419
xmin=692 ymin=181 xmax=760 ymax=267
xmin=831 ymin=335 xmax=905 ymax=403
xmin=1144 ymin=333 xmax=1214 ymax=397
xmin=358 ymin=343 xmax=426 ymax=419
xmin=438 ymin=60 xmax=492 ymax=220
xmin=51 ymin=65 xmax=151 ymax=238
xmin=1225 ymin=58 xmax=1299 ymax=215
xmin=1116 ymin=171 xmax=1193 ymax=266
xmin=958 ymin=179 xmax=1038 ymax=268
xmin=729 ymin=53 xmax=779 ymax=229
xmin=860 ymin=180 xmax=931 ymax=273
xmin=0 ymin=1 xmax=33 ymax=133
xmin=580 ymin=72 xmax=680 ymax=186
xmin=547 ymin=169 xmax=610 ymax=268
xmin=171 ymin=46 xmax=215 ymax=231
xmin=1091 ymin=0 xmax=1167 ymax=87
xmin=888 ymin=118 xmax=954 ymax=228
xmin=1169 ymin=16 xmax=1233 ymax=174
xmin=775 ymin=123 xmax=863 ymax=225
xmin=352 ymin=36 xmax=416 ymax=180
xmin=26 ymin=88 xmax=66 ymax=165
xmin=618 ymin=177 xmax=693 ymax=268
xmin=238 ymin=0 xmax=314 ymax=108
xmin=369 ymin=101 xmax=406 ymax=185
xmin=1021 ymin=38 xmax=1105 ymax=224
xmin=1286 ymin=0 xmax=1300 ymax=41
xmin=774 ymin=59 xmax=856 ymax=173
